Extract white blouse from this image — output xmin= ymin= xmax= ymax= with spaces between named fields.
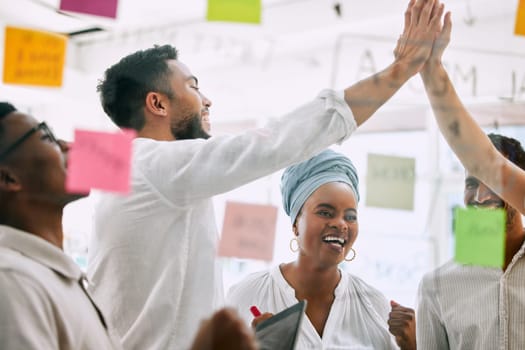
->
xmin=227 ymin=265 xmax=399 ymax=350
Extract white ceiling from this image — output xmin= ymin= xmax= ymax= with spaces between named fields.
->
xmin=1 ymin=0 xmax=524 ymax=132
xmin=0 ymin=0 xmax=520 ymax=44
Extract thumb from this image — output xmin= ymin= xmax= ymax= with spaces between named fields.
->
xmin=390 ymin=300 xmax=400 ymax=308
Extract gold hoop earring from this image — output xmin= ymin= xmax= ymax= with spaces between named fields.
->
xmin=344 ymin=248 xmax=356 ymax=262
xmin=289 ymin=237 xmax=299 ymax=253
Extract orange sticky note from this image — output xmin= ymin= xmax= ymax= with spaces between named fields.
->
xmin=3 ymin=26 xmax=67 ymax=87
xmin=515 ymin=0 xmax=525 ymax=36
xmin=66 ymin=129 xmax=136 ymax=194
xmin=218 ymin=202 xmax=278 ymax=261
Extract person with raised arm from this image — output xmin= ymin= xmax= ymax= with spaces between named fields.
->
xmin=418 ymin=7 xmax=525 ymax=215
xmin=87 ymin=1 xmax=444 ymax=348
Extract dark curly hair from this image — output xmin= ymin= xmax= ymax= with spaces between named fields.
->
xmin=488 ymin=133 xmax=525 ymax=170
xmin=0 ymin=102 xmax=17 ymax=141
xmin=97 ymin=45 xmax=178 ymax=131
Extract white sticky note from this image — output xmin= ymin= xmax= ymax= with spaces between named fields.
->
xmin=366 ymin=153 xmax=416 ymax=210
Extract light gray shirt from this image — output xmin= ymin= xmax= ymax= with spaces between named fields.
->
xmin=417 ymin=240 xmax=525 ymax=350
xmin=87 ymin=90 xmax=357 ymax=350
xmin=0 ymin=225 xmax=121 ymax=350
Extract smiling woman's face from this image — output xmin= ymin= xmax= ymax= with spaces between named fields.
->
xmin=293 ymin=181 xmax=358 ymax=268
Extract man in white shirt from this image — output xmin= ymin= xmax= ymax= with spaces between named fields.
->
xmin=87 ymin=1 xmax=445 ymax=348
xmin=417 ymin=134 xmax=525 ymax=349
xmin=0 ymin=102 xmax=121 ymax=349
xmin=0 ymin=102 xmax=258 ymax=350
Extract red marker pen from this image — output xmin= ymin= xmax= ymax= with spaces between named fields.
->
xmin=250 ymin=305 xmax=261 ymax=317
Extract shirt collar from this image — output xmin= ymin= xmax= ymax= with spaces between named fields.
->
xmin=0 ymin=225 xmax=82 ymax=281
xmin=511 ymin=236 xmax=525 ymax=261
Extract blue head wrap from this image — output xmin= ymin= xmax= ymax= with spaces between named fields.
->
xmin=281 ymin=149 xmax=360 ymax=224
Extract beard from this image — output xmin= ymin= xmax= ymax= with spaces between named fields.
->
xmin=171 ymin=113 xmax=210 ymax=140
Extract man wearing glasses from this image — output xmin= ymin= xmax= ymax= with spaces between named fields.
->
xmin=0 ymin=102 xmax=259 ymax=350
xmin=0 ymin=102 xmax=122 ymax=349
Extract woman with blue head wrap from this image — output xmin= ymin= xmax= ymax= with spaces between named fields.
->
xmin=228 ymin=150 xmax=411 ymax=350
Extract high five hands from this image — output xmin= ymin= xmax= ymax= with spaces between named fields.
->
xmin=394 ymin=0 xmax=447 ymax=77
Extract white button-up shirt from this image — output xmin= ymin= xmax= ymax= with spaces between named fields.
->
xmin=0 ymin=225 xmax=121 ymax=349
xmin=417 ymin=240 xmax=525 ymax=350
xmin=87 ymin=90 xmax=357 ymax=350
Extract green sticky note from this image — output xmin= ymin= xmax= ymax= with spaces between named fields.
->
xmin=365 ymin=153 xmax=415 ymax=210
xmin=454 ymin=207 xmax=506 ymax=268
xmin=207 ymin=0 xmax=261 ymax=24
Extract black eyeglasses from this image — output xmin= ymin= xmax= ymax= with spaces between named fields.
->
xmin=0 ymin=122 xmax=58 ymax=161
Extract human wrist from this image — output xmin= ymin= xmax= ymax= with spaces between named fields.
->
xmin=388 ymin=60 xmax=416 ymax=87
xmin=421 ymin=58 xmax=443 ymax=80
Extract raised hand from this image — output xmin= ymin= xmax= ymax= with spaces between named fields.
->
xmin=394 ymin=0 xmax=445 ymax=76
xmin=423 ymin=10 xmax=452 ymax=73
xmin=388 ymin=300 xmax=417 ymax=350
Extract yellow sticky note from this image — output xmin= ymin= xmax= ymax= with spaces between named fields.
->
xmin=515 ymin=0 xmax=525 ymax=36
xmin=207 ymin=0 xmax=261 ymax=24
xmin=3 ymin=26 xmax=68 ymax=87
xmin=366 ymin=153 xmax=416 ymax=210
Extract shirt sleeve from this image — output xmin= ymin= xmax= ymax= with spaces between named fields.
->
xmin=0 ymin=272 xmax=58 ymax=350
xmin=416 ymin=273 xmax=450 ymax=350
xmin=136 ymin=90 xmax=357 ymax=205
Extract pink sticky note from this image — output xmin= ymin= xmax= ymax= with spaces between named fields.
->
xmin=218 ymin=201 xmax=278 ymax=261
xmin=66 ymin=129 xmax=135 ymax=194
xmin=60 ymin=0 xmax=118 ymax=19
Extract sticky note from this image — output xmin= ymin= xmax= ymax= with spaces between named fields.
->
xmin=3 ymin=26 xmax=67 ymax=87
xmin=60 ymin=0 xmax=118 ymax=19
xmin=66 ymin=129 xmax=136 ymax=194
xmin=218 ymin=202 xmax=278 ymax=261
xmin=365 ymin=153 xmax=416 ymax=210
xmin=454 ymin=207 xmax=506 ymax=268
xmin=207 ymin=0 xmax=261 ymax=24
xmin=515 ymin=0 xmax=525 ymax=36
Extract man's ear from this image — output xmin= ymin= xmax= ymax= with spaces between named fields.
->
xmin=145 ymin=92 xmax=169 ymax=117
xmin=0 ymin=166 xmax=22 ymax=192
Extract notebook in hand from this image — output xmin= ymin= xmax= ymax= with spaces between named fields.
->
xmin=254 ymin=300 xmax=306 ymax=350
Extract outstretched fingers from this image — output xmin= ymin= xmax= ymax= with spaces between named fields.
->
xmin=442 ymin=11 xmax=452 ymax=40
xmin=430 ymin=2 xmax=445 ymax=33
xmin=404 ymin=0 xmax=415 ymax=35
xmin=418 ymin=0 xmax=436 ymax=26
xmin=394 ymin=0 xmax=416 ymax=59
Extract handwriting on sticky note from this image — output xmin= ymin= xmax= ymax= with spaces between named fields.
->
xmin=65 ymin=129 xmax=136 ymax=194
xmin=218 ymin=201 xmax=278 ymax=261
xmin=207 ymin=0 xmax=261 ymax=24
xmin=454 ymin=207 xmax=506 ymax=268
xmin=3 ymin=26 xmax=67 ymax=87
xmin=60 ymin=0 xmax=118 ymax=19
xmin=365 ymin=153 xmax=416 ymax=210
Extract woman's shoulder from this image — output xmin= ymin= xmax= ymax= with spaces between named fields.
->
xmin=343 ymin=271 xmax=388 ymax=303
xmin=226 ymin=268 xmax=276 ymax=303
xmin=225 ymin=268 xmax=279 ymax=324
xmin=230 ymin=269 xmax=272 ymax=291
